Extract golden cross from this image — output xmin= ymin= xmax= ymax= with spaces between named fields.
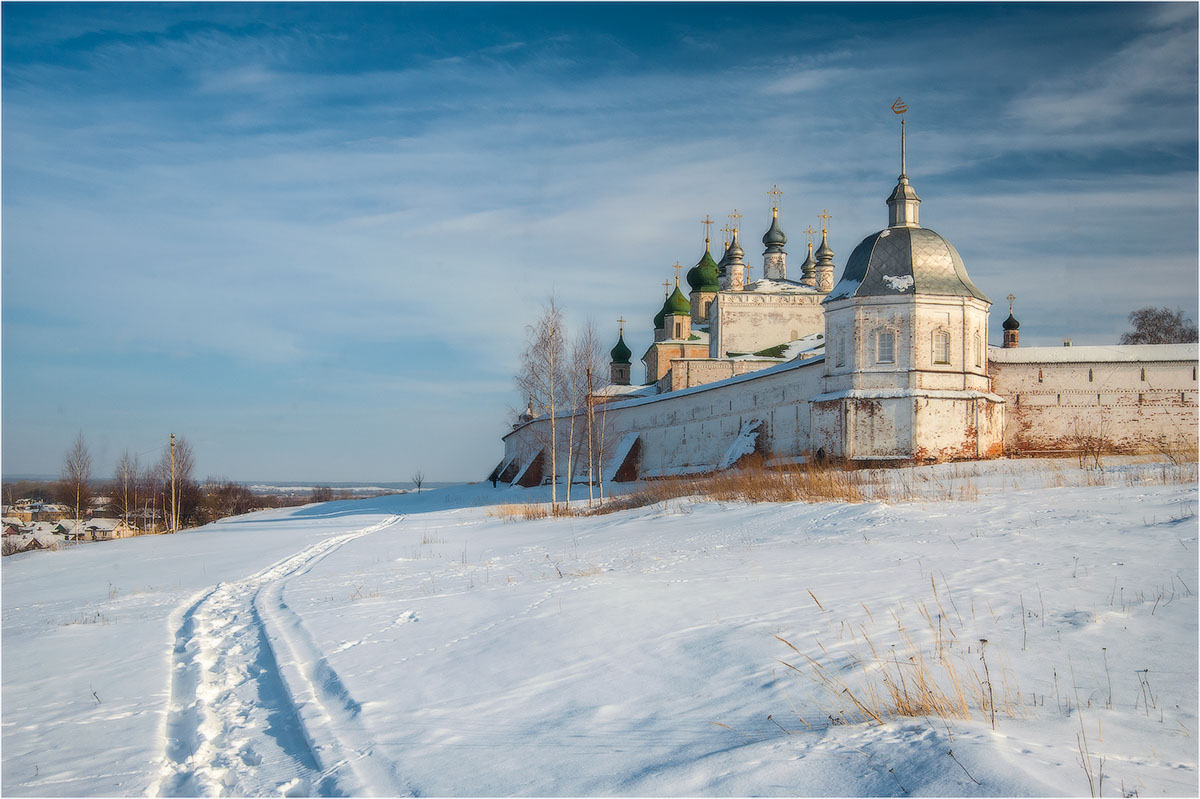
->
xmin=617 ymin=316 xmax=626 ymax=334
xmin=818 ymin=209 xmax=832 ymax=232
xmin=672 ymin=262 xmax=683 ymax=285
xmin=728 ymin=208 xmax=742 ymax=232
xmin=662 ymin=279 xmax=671 ymax=297
xmin=744 ymin=264 xmax=754 ymax=282
xmin=700 ymin=214 xmax=714 ymax=242
xmin=1007 ymin=293 xmax=1015 ymax=313
xmin=803 ymin=224 xmax=816 ymax=245
xmin=768 ymin=184 xmax=783 ymax=210
xmin=891 ymin=97 xmax=908 ymax=115
xmin=720 ymin=223 xmax=733 ymax=244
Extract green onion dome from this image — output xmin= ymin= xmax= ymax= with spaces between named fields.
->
xmin=664 ymin=284 xmax=691 ymax=317
xmin=610 ymin=332 xmax=632 ymax=364
xmin=653 ymin=304 xmax=666 ymax=330
xmin=686 ymin=242 xmax=721 ymax=292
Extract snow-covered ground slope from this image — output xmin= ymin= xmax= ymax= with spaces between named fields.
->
xmin=2 ymin=460 xmax=1196 ymax=796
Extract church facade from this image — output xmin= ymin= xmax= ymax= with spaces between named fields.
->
xmin=496 ymin=126 xmax=1198 ymax=485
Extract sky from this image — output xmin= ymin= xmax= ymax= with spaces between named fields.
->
xmin=3 ymin=2 xmax=1197 ymax=483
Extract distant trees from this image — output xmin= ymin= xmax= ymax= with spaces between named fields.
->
xmin=410 ymin=471 xmax=424 ymax=493
xmin=1119 ymin=307 xmax=1198 ymax=345
xmin=310 ymin=485 xmax=334 ymax=503
xmin=59 ymin=432 xmax=93 ymax=532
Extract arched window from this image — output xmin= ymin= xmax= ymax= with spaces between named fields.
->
xmin=876 ymin=330 xmax=895 ymax=364
xmin=933 ymin=330 xmax=951 ymax=364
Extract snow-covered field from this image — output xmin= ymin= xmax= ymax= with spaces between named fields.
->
xmin=2 ymin=459 xmax=1196 ymax=797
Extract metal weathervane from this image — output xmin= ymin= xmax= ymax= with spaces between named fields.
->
xmin=892 ymin=97 xmax=909 ymax=175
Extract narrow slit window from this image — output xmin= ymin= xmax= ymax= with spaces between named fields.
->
xmin=1141 ymin=368 xmax=1146 ymax=381
xmin=1088 ymin=368 xmax=1093 ymax=382
xmin=1037 ymin=369 xmax=1043 ymax=383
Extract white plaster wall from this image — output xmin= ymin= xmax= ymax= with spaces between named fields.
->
xmin=989 ymin=357 xmax=1199 ymax=453
xmin=710 ymin=292 xmax=824 ymax=357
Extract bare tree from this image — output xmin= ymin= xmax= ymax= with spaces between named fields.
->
xmin=153 ymin=436 xmax=198 ymax=531
xmin=410 ymin=471 xmax=424 ymax=494
xmin=112 ymin=450 xmax=139 ymax=527
xmin=310 ymin=485 xmax=334 ymax=503
xmin=515 ymin=297 xmax=568 ymax=507
xmin=570 ymin=320 xmax=610 ymax=504
xmin=59 ymin=432 xmax=93 ymax=540
xmin=1119 ymin=307 xmax=1198 ymax=345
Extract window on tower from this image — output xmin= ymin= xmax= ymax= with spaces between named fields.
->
xmin=876 ymin=330 xmax=895 ymax=364
xmin=933 ymin=330 xmax=951 ymax=364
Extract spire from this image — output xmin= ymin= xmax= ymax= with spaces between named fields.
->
xmin=886 ymin=102 xmax=921 ymax=228
xmin=725 ymin=227 xmax=746 ymax=290
xmin=814 ymin=226 xmax=835 ymax=293
xmin=800 ymin=240 xmax=816 ymax=286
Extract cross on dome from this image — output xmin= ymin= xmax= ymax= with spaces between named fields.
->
xmin=768 ymin=184 xmax=783 ymax=212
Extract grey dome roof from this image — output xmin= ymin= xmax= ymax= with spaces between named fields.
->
xmin=762 ymin=212 xmax=786 ymax=248
xmin=826 ymin=226 xmax=988 ymax=302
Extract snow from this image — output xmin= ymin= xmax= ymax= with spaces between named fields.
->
xmin=719 ymin=419 xmax=762 ymax=469
xmin=883 ymin=274 xmax=915 ymax=292
xmin=988 ymin=343 xmax=1198 ymax=364
xmin=2 ymin=460 xmax=1197 ymax=797
xmin=603 ymin=432 xmax=640 ymax=482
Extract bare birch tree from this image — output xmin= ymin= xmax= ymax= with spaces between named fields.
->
xmin=112 ymin=450 xmax=140 ymax=528
xmin=60 ymin=432 xmax=93 ymax=540
xmin=570 ymin=320 xmax=610 ymax=504
xmin=515 ymin=297 xmax=568 ymax=507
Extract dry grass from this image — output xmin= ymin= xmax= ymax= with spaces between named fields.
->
xmin=491 ymin=454 xmax=1194 ymax=520
xmin=777 ymin=592 xmax=1025 ymax=727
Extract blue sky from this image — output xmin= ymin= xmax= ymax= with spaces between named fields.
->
xmin=3 ymin=2 xmax=1197 ymax=482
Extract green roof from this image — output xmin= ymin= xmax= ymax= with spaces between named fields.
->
xmin=686 ymin=244 xmax=721 ymax=292
xmin=610 ymin=332 xmax=632 ymax=364
xmin=663 ymin=286 xmax=691 ymax=317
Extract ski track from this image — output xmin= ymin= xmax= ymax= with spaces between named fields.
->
xmin=150 ymin=515 xmax=409 ymax=798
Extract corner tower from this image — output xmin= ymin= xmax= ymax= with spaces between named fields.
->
xmin=812 ymin=108 xmax=1004 ymax=462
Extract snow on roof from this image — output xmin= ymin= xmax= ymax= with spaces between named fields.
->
xmin=728 ymin=332 xmax=825 ymax=361
xmin=594 ymin=383 xmax=659 ymax=398
xmin=742 ymin=278 xmax=821 ymax=295
xmin=988 ymin=343 xmax=1198 ymax=364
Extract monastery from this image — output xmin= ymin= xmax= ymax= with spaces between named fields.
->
xmin=495 ymin=121 xmax=1198 ymax=485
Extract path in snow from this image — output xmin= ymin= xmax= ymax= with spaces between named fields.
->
xmin=150 ymin=515 xmax=408 ymax=798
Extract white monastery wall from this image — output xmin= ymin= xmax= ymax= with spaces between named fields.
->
xmin=988 ymin=345 xmax=1199 ymax=454
xmin=503 ymin=359 xmax=827 ymax=482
